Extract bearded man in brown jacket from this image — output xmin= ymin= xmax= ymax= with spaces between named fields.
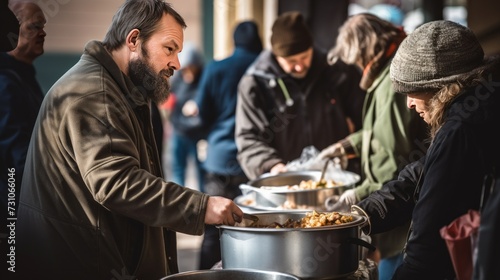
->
xmin=15 ymin=1 xmax=242 ymax=279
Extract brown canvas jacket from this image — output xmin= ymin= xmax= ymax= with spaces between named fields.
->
xmin=15 ymin=40 xmax=208 ymax=280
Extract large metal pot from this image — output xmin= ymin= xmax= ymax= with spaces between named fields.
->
xmin=160 ymin=268 xmax=301 ymax=280
xmin=218 ymin=211 xmax=374 ymax=279
xmin=239 ymin=170 xmax=360 ymax=211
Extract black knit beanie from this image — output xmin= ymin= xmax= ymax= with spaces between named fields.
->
xmin=390 ymin=20 xmax=486 ymax=94
xmin=234 ymin=21 xmax=263 ymax=54
xmin=271 ymin=11 xmax=313 ymax=57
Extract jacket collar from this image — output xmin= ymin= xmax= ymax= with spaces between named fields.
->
xmin=83 ymin=40 xmax=150 ymax=108
xmin=367 ymin=61 xmax=391 ymax=92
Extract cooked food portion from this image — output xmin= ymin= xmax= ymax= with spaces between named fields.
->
xmin=260 ymin=179 xmax=341 ymax=190
xmin=251 ymin=211 xmax=353 ymax=228
xmin=301 ymin=210 xmax=353 ymax=227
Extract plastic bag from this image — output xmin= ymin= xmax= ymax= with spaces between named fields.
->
xmin=285 ymin=146 xmax=324 ymax=171
xmin=285 ymin=146 xmax=346 ymax=178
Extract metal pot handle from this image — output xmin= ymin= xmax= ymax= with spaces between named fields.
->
xmin=345 ymin=237 xmax=376 ymax=252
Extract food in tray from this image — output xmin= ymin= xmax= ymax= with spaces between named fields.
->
xmin=236 ymin=195 xmax=311 ymax=210
xmin=239 ymin=197 xmax=256 ymax=206
xmin=260 ymin=178 xmax=341 ymax=190
xmin=249 ymin=210 xmax=353 ymax=228
xmin=281 ymin=200 xmax=312 ymax=210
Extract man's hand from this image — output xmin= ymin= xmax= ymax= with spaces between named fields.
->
xmin=205 ymin=196 xmax=243 ymax=225
xmin=270 ymin=163 xmax=287 ymax=175
xmin=325 ymin=189 xmax=358 ymax=212
xmin=318 ymin=142 xmax=344 ymax=160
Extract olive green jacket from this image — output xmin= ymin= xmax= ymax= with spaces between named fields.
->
xmin=16 ymin=41 xmax=208 ymax=280
xmin=344 ymin=63 xmax=427 ymax=258
xmin=346 ymin=63 xmax=427 ymax=200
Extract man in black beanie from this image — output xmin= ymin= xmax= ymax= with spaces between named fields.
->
xmin=235 ymin=11 xmax=366 ymax=179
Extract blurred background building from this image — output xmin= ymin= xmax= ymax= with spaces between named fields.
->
xmin=35 ymin=0 xmax=499 ymax=94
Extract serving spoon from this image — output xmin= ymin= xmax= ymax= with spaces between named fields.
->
xmin=234 ymin=212 xmax=259 ymax=227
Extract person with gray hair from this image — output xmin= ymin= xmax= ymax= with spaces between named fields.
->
xmin=319 ymin=13 xmax=428 ymax=280
xmin=350 ymin=20 xmax=500 ymax=279
xmin=14 ymin=1 xmax=243 ymax=279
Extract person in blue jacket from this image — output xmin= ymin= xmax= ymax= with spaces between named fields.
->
xmin=165 ymin=42 xmax=206 ymax=191
xmin=0 ymin=2 xmax=46 ymax=262
xmin=182 ymin=20 xmax=263 ymax=269
xmin=0 ymin=1 xmax=46 ymax=206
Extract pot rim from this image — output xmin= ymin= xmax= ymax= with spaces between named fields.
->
xmin=234 ymin=194 xmax=308 ymax=212
xmin=218 ymin=210 xmax=367 ymax=232
xmin=161 ymin=268 xmax=301 ymax=280
xmin=241 ymin=184 xmax=351 ymax=194
xmin=245 ymin=170 xmax=360 ymax=194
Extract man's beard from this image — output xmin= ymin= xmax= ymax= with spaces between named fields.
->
xmin=128 ymin=55 xmax=173 ymax=104
xmin=289 ymin=66 xmax=309 ymax=79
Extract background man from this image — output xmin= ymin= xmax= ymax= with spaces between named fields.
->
xmin=0 ymin=1 xmax=46 ymax=272
xmin=236 ymin=11 xmax=366 ymax=179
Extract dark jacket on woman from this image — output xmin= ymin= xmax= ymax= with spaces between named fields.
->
xmin=235 ymin=48 xmax=365 ymax=179
xmin=356 ymin=67 xmax=500 ymax=279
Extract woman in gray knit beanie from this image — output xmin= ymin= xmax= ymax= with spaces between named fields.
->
xmin=351 ymin=20 xmax=500 ymax=280
xmin=390 ymin=20 xmax=499 ymax=137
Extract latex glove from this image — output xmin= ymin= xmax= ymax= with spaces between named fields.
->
xmin=318 ymin=142 xmax=345 ymax=160
xmin=325 ymin=189 xmax=358 ymax=212
xmin=333 ymin=156 xmax=349 ymax=170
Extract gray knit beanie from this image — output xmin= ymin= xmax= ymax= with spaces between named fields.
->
xmin=390 ymin=20 xmax=485 ymax=94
